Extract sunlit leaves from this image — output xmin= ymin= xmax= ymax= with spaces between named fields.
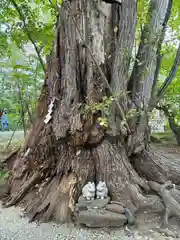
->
xmin=168 ymin=1 xmax=180 ymax=39
xmin=160 ymin=44 xmax=180 ymax=124
xmin=0 ymin=170 xmax=9 ymax=179
xmin=0 ymin=0 xmax=56 ymax=56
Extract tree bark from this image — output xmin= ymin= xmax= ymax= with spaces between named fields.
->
xmin=2 ymin=0 xmax=180 ymax=225
xmin=129 ymin=0 xmax=170 ymax=107
xmin=150 ymin=0 xmax=173 ymax=103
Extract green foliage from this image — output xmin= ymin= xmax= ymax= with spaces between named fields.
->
xmin=0 ymin=0 xmax=179 ymax=134
xmin=168 ymin=1 xmax=180 ymax=39
xmin=151 ymin=131 xmax=176 ymax=144
xmin=0 ymin=0 xmax=56 ymax=56
xmin=0 ymin=170 xmax=9 ymax=179
xmin=0 ymin=44 xmax=44 ymax=129
xmin=159 ymin=43 xmax=180 ymax=126
xmin=160 ymin=79 xmax=180 ymax=125
xmin=0 ymin=0 xmax=57 ymax=130
xmin=84 ymin=91 xmax=140 ymax=128
xmin=85 ymin=96 xmax=115 ymax=128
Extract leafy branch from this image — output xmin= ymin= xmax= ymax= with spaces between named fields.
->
xmin=157 ymin=42 xmax=180 ymax=101
xmin=9 ymin=0 xmax=46 ymax=73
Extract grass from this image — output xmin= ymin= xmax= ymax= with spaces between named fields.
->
xmin=0 ymin=139 xmax=23 ymax=153
xmin=151 ymin=131 xmax=176 ymax=144
xmin=0 ymin=131 xmax=24 ymax=160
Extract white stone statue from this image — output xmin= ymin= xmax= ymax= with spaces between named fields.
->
xmin=82 ymin=182 xmax=95 ymax=200
xmin=96 ymin=181 xmax=108 ymax=199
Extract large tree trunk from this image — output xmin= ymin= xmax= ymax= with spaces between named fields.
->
xmin=2 ymin=0 xmax=180 ymax=225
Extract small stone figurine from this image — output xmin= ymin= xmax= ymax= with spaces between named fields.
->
xmin=96 ymin=181 xmax=108 ymax=199
xmin=82 ymin=182 xmax=95 ymax=200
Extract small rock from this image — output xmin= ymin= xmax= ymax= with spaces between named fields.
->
xmin=90 ymin=197 xmax=110 ymax=209
xmin=75 ymin=204 xmax=88 ymax=213
xmin=76 ymin=209 xmax=127 ymax=228
xmin=158 ymin=228 xmax=178 ymax=238
xmin=105 ymin=204 xmax=125 ymax=214
xmin=77 ymin=196 xmax=92 ymax=209
xmin=124 ymin=208 xmax=136 ymax=225
xmin=110 ymin=201 xmax=125 ymax=207
xmin=78 ymin=195 xmax=91 ymax=204
xmin=77 ymin=195 xmax=110 ymax=209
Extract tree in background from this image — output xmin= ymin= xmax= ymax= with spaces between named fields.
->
xmin=0 ymin=0 xmax=54 ymax=131
xmin=0 ymin=45 xmax=44 ymax=132
xmin=150 ymin=1 xmax=180 ymax=145
xmin=1 ymin=0 xmax=180 ymax=226
xmin=158 ymin=79 xmax=180 ymax=145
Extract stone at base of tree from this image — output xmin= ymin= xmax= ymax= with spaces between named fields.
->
xmin=77 ymin=195 xmax=110 ymax=209
xmin=124 ymin=208 xmax=136 ymax=225
xmin=105 ymin=203 xmax=125 ymax=214
xmin=110 ymin=201 xmax=125 ymax=207
xmin=76 ymin=209 xmax=127 ymax=228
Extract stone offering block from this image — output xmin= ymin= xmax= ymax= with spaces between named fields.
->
xmin=76 ymin=209 xmax=127 ymax=228
xmin=77 ymin=195 xmax=110 ymax=209
xmin=106 ymin=203 xmax=125 ymax=214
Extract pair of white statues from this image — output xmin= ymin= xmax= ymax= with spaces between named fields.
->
xmin=82 ymin=181 xmax=108 ymax=200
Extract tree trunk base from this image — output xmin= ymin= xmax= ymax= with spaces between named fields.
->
xmin=2 ymin=133 xmax=180 ymax=226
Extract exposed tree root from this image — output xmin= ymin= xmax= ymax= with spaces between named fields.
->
xmin=3 ymin=135 xmax=180 ymax=224
xmin=149 ymin=181 xmax=180 ymax=227
xmin=3 ymin=129 xmax=180 ymax=225
xmin=91 ymin=140 xmax=151 ymax=211
xmin=27 ymin=173 xmax=78 ymax=223
xmin=2 ymin=144 xmax=96 ymax=222
xmin=132 ymin=149 xmax=180 ymax=184
xmin=5 ymin=171 xmax=41 ymax=207
xmin=1 ymin=149 xmax=19 ymax=169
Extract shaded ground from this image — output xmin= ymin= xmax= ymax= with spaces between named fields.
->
xmin=0 ymin=202 xmax=176 ymax=240
xmin=0 ymin=130 xmax=24 ymax=161
xmin=0 ymin=130 xmax=24 ymax=146
xmin=0 ymin=131 xmax=180 ymax=239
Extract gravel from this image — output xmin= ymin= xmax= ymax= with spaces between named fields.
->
xmin=0 ymin=202 xmax=175 ymax=240
xmin=0 ymin=204 xmax=131 ymax=240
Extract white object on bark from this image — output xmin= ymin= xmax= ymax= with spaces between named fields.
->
xmin=82 ymin=182 xmax=95 ymax=200
xmin=96 ymin=181 xmax=108 ymax=199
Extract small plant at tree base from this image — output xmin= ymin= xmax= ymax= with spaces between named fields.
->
xmin=0 ymin=171 xmax=9 ymax=180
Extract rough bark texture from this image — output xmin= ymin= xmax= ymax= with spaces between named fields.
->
xmin=129 ymin=0 xmax=170 ymax=107
xmin=2 ymin=0 xmax=180 ymax=226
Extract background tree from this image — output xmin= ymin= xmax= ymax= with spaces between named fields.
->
xmin=0 ymin=44 xmax=44 ymax=131
xmin=0 ymin=0 xmax=54 ymax=131
xmin=1 ymin=0 xmax=180 ymax=226
xmin=155 ymin=43 xmax=180 ymax=145
xmin=157 ymin=79 xmax=180 ymax=145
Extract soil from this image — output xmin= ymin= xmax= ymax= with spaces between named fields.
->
xmin=0 ymin=202 xmax=178 ymax=240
